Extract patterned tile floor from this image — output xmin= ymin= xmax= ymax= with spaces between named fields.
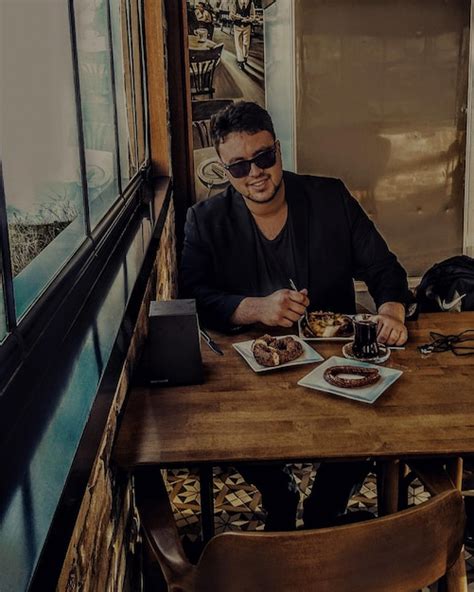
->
xmin=164 ymin=464 xmax=474 ymax=590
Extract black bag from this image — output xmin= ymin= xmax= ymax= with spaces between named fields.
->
xmin=416 ymin=255 xmax=474 ymax=312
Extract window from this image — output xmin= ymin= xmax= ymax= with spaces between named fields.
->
xmin=0 ymin=2 xmax=157 ymax=590
xmin=0 ymin=0 xmax=148 ymax=323
xmin=0 ymin=264 xmax=6 ymax=341
xmin=0 ymin=2 xmax=158 ymax=590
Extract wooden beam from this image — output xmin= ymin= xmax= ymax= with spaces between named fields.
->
xmin=144 ymin=0 xmax=170 ymax=176
xmin=164 ymin=0 xmax=195 ymax=255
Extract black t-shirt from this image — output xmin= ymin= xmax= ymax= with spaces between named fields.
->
xmin=251 ymin=210 xmax=297 ymax=296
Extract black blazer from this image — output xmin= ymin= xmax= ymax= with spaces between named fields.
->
xmin=180 ymin=172 xmax=408 ymax=331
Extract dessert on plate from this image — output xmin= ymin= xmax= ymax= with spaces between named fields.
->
xmin=302 ymin=311 xmax=353 ymax=338
xmin=323 ymin=365 xmax=380 ymax=388
xmin=252 ymin=334 xmax=304 ymax=367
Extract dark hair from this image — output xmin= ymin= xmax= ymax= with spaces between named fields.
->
xmin=210 ymin=101 xmax=276 ymax=153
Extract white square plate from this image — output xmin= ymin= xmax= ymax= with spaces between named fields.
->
xmin=297 ymin=356 xmax=402 ymax=404
xmin=298 ymin=316 xmax=354 ymax=342
xmin=233 ymin=335 xmax=324 ymax=373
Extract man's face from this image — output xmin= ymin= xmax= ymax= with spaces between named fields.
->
xmin=218 ymin=131 xmax=283 ymax=205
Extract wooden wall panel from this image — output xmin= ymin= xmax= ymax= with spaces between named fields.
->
xmin=164 ymin=0 xmax=195 ymax=254
xmin=144 ymin=0 xmax=171 ymax=176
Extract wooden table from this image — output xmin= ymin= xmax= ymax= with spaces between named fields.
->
xmin=115 ymin=312 xmax=474 ymax=467
xmin=114 ymin=313 xmax=474 ymax=587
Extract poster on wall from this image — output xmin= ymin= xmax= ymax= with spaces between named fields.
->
xmin=187 ymin=0 xmax=265 ymax=202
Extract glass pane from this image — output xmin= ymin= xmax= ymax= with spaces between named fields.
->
xmin=294 ymin=0 xmax=469 ymax=276
xmin=0 ymin=263 xmax=7 ymax=340
xmin=2 ymin=0 xmax=86 ymax=318
xmin=110 ymin=0 xmax=134 ymax=185
xmin=75 ymin=0 xmax=120 ymax=226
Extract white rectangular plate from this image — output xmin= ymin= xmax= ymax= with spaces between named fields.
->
xmin=298 ymin=316 xmax=354 ymax=342
xmin=233 ymin=335 xmax=324 ymax=373
xmin=297 ymin=356 xmax=402 ymax=404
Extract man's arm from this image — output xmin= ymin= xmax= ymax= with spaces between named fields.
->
xmin=340 ymin=182 xmax=409 ymax=346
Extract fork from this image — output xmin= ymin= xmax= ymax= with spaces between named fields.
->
xmin=289 ymin=278 xmax=310 ymax=325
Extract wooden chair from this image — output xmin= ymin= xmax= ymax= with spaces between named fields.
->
xmin=405 ymin=458 xmax=468 ymax=591
xmin=191 ymin=99 xmax=234 ymax=148
xmin=135 ymin=469 xmax=466 ymax=592
xmin=189 ymin=44 xmax=224 ymax=99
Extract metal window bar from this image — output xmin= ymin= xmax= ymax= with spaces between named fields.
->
xmin=138 ymin=0 xmax=150 ymax=165
xmin=0 ymin=161 xmax=17 ymax=332
xmin=131 ymin=0 xmax=145 ymax=169
xmin=106 ymin=0 xmax=124 ymax=198
xmin=131 ymin=0 xmax=146 ymax=167
xmin=131 ymin=0 xmax=146 ymax=166
xmin=125 ymin=0 xmax=140 ymax=173
xmin=68 ymin=0 xmax=92 ymax=238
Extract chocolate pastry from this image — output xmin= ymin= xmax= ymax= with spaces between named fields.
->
xmin=303 ymin=312 xmax=353 ymax=338
xmin=323 ymin=365 xmax=380 ymax=388
xmin=252 ymin=334 xmax=304 ymax=367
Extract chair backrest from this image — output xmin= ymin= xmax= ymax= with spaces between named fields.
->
xmin=191 ymin=99 xmax=234 ymax=122
xmin=191 ymin=99 xmax=234 ymax=148
xmin=189 ymin=44 xmax=224 ymax=98
xmin=194 ymin=490 xmax=465 ymax=592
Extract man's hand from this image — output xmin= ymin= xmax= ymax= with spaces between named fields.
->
xmin=231 ymin=289 xmax=309 ymax=328
xmin=259 ymin=288 xmax=309 ymax=327
xmin=374 ymin=301 xmax=408 ymax=346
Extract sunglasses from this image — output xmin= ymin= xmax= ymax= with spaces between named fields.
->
xmin=222 ymin=143 xmax=278 ymax=179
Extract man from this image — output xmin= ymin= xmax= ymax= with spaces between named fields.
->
xmin=180 ymin=101 xmax=409 ymax=531
xmin=230 ymin=0 xmax=256 ymax=70
xmin=195 ymin=2 xmax=213 ymax=39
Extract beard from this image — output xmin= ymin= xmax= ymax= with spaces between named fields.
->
xmin=243 ymin=174 xmax=284 ymax=204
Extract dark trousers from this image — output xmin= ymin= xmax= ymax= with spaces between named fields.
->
xmin=238 ymin=461 xmax=372 ymax=531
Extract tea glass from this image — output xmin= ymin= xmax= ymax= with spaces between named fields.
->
xmin=352 ymin=313 xmax=380 ymax=360
xmin=195 ymin=28 xmax=208 ymax=43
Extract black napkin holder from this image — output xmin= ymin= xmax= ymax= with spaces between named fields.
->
xmin=144 ymin=299 xmax=203 ymax=386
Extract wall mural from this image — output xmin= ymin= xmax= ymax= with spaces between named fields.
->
xmin=187 ymin=0 xmax=265 ymax=202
